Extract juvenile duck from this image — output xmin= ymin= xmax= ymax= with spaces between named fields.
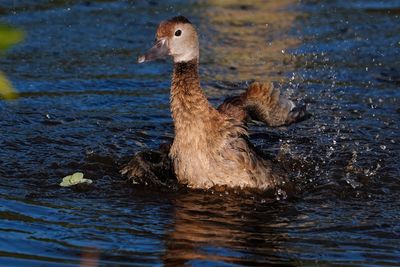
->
xmin=122 ymin=16 xmax=308 ymax=190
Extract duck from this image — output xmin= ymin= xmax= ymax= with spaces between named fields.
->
xmin=121 ymin=16 xmax=308 ymax=190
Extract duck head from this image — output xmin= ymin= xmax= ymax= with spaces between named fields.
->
xmin=138 ymin=16 xmax=199 ymax=64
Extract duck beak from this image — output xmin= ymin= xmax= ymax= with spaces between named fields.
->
xmin=138 ymin=38 xmax=169 ymax=63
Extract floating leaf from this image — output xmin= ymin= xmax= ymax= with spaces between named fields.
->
xmin=60 ymin=172 xmax=93 ymax=187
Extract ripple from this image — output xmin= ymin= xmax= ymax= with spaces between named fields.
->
xmin=0 ymin=0 xmax=399 ymax=266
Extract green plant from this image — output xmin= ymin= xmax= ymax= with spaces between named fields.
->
xmin=0 ymin=24 xmax=24 ymax=100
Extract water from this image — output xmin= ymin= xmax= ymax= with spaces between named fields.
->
xmin=0 ymin=0 xmax=399 ymax=266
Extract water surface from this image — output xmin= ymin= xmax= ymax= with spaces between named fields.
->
xmin=0 ymin=0 xmax=399 ymax=266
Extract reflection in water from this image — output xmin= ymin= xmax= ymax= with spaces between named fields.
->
xmin=163 ymin=193 xmax=294 ymax=266
xmin=200 ymin=0 xmax=299 ymax=82
xmin=79 ymin=248 xmax=100 ymax=267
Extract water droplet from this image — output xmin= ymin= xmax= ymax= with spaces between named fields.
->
xmin=380 ymin=145 xmax=386 ymax=150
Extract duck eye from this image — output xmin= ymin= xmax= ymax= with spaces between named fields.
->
xmin=175 ymin=30 xmax=182 ymax=37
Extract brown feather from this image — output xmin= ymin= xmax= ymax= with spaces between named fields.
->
xmin=218 ymin=82 xmax=308 ymax=127
xmin=169 ymin=59 xmax=287 ymax=189
xmin=122 ymin=16 xmax=309 ymax=190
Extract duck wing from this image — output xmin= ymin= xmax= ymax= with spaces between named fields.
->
xmin=218 ymin=82 xmax=309 ymax=127
xmin=121 ymin=143 xmax=177 ymax=188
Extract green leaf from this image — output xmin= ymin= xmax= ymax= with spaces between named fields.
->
xmin=0 ymin=24 xmax=24 ymax=100
xmin=60 ymin=172 xmax=93 ymax=187
xmin=0 ymin=72 xmax=18 ymax=100
xmin=0 ymin=24 xmax=24 ymax=53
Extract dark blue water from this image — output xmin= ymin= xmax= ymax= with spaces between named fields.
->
xmin=0 ymin=0 xmax=399 ymax=266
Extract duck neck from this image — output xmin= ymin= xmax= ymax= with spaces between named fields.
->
xmin=171 ymin=58 xmax=210 ymax=127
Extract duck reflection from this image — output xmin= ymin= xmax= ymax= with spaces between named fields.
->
xmin=162 ymin=192 xmax=295 ymax=266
